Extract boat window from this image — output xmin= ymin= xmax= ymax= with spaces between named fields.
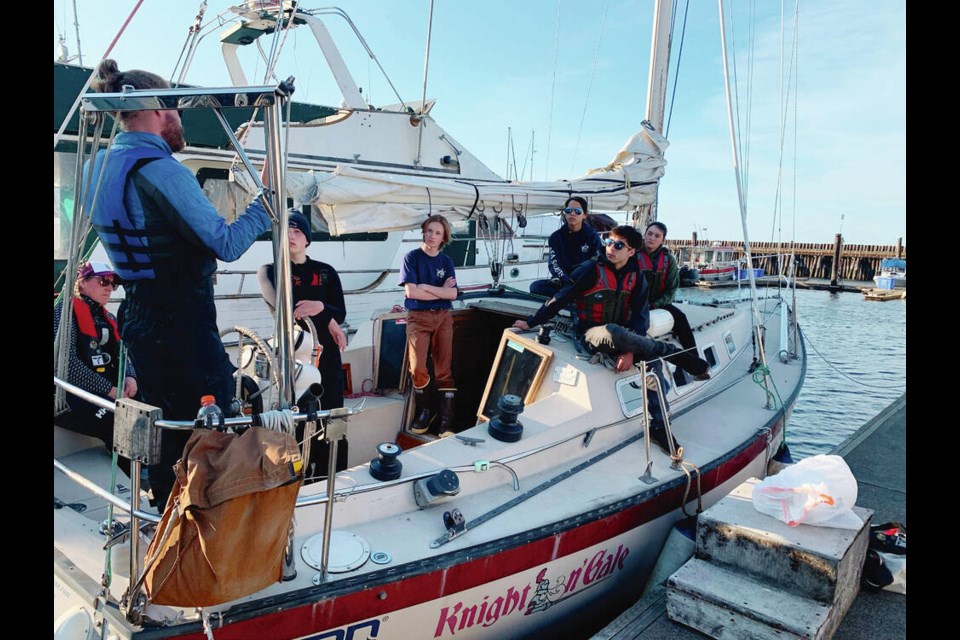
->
xmin=671 ymin=363 xmax=690 ymax=390
xmin=723 ymin=331 xmax=736 ymax=357
xmin=478 ymin=331 xmax=553 ymax=421
xmin=703 ymin=344 xmax=718 ymax=368
xmin=616 ymin=372 xmax=650 ymax=418
xmin=302 ymin=204 xmax=388 ymax=242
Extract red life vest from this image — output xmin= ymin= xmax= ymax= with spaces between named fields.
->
xmin=72 ymin=297 xmax=119 ymax=340
xmin=637 ymin=249 xmax=668 ymax=299
xmin=72 ymin=298 xmax=121 ymax=377
xmin=576 ymin=263 xmax=638 ymax=328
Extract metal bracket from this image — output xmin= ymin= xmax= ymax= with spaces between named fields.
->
xmin=113 ymin=398 xmax=163 ymax=466
xmin=431 ymin=508 xmax=467 ymax=548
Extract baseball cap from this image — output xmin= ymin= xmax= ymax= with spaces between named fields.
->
xmin=77 ymin=260 xmax=116 ymax=280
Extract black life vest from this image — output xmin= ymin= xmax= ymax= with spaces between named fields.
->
xmin=576 ymin=263 xmax=639 ymax=328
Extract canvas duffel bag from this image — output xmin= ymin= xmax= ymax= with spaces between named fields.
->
xmin=141 ymin=426 xmax=303 ymax=607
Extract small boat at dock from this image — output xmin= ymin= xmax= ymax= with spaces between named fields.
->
xmin=873 ymin=258 xmax=906 ymax=290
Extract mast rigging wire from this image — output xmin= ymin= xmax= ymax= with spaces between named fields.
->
xmin=53 ymin=0 xmax=147 ymax=151
xmin=544 ymin=0 xmax=562 ymax=180
xmin=569 ymin=0 xmax=612 ymax=176
xmin=664 ymin=0 xmax=692 ymax=139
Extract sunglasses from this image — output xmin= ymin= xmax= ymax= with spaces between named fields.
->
xmin=562 ymin=207 xmax=585 ymax=215
xmin=93 ymin=276 xmax=119 ymax=288
xmin=603 ymin=238 xmax=628 ymax=250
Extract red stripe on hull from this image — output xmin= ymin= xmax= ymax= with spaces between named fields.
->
xmin=161 ymin=421 xmax=781 ymax=640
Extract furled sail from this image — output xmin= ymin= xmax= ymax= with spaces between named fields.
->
xmin=236 ymin=121 xmax=668 ymax=235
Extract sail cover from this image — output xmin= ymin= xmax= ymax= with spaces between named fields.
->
xmin=273 ymin=122 xmax=669 ymax=235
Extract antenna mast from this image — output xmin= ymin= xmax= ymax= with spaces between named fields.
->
xmin=71 ymin=0 xmax=84 ymax=66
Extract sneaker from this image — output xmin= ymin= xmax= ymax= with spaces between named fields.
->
xmin=438 ymin=429 xmax=456 ymax=439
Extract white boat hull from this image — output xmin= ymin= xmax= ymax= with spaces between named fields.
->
xmin=55 ymin=293 xmax=804 ymax=639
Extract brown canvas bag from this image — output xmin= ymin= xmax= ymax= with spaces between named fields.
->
xmin=142 ymin=427 xmax=303 ymax=606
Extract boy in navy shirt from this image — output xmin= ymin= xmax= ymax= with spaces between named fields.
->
xmin=399 ymin=215 xmax=459 ymax=437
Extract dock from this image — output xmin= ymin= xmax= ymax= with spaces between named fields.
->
xmin=861 ymin=288 xmax=906 ymax=301
xmin=693 ymin=277 xmax=877 ymax=293
xmin=592 ymin=393 xmax=907 ymax=640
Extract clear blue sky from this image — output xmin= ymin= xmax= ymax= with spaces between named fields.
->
xmin=54 ymin=1 xmax=906 ymax=245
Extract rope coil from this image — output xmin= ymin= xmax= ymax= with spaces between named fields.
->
xmin=258 ymin=409 xmax=296 ymax=435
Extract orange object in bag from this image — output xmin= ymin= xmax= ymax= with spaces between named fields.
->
xmin=142 ymin=427 xmax=303 ymax=607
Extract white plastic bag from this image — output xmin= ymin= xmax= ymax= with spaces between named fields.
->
xmin=752 ymin=454 xmax=863 ymax=529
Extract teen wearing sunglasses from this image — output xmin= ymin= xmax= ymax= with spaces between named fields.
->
xmin=528 ymin=196 xmax=602 ymax=298
xmin=53 ymin=261 xmax=138 ymax=477
xmin=513 ymin=226 xmax=710 ymax=454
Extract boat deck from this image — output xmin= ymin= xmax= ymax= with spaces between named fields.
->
xmin=592 ymin=392 xmax=907 ymax=639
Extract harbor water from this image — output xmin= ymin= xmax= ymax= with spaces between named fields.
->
xmin=679 ymin=283 xmax=906 ymax=460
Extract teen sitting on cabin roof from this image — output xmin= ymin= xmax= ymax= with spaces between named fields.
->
xmin=637 ymin=221 xmax=699 ymax=355
xmin=528 ymin=196 xmax=603 ymax=298
xmin=512 ymin=225 xmax=710 ymax=454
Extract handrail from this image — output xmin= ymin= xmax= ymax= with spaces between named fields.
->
xmin=54 ymin=375 xmax=360 ymax=431
xmin=53 ymin=458 xmax=162 ymax=524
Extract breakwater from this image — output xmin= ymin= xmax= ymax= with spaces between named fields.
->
xmin=672 ymin=236 xmax=905 ymax=281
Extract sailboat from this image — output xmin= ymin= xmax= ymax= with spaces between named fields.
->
xmin=54 ymin=2 xmax=807 ymax=638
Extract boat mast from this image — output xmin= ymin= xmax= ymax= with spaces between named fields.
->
xmin=635 ymin=0 xmax=674 ymax=229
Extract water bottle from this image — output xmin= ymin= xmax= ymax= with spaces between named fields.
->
xmin=196 ymin=394 xmax=225 ymax=430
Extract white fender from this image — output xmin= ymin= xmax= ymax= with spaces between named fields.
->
xmin=646 ymin=308 xmax=674 ymax=338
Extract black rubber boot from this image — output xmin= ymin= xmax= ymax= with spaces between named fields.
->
xmin=409 ymin=384 xmax=435 ymax=434
xmin=649 ymin=428 xmax=681 ymax=456
xmin=437 ymin=388 xmax=457 ymax=438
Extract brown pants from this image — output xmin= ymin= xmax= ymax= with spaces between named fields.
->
xmin=406 ymin=309 xmax=454 ymax=389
